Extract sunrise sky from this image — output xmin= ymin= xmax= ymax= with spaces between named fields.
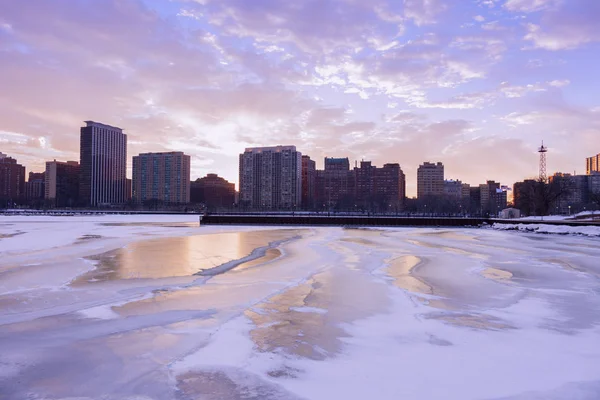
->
xmin=1 ymin=0 xmax=598 ymax=196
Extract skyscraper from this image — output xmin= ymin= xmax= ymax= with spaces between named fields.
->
xmin=239 ymin=145 xmax=302 ymax=210
xmin=45 ymin=160 xmax=80 ymax=207
xmin=586 ymin=153 xmax=600 ymax=175
xmin=132 ymin=152 xmax=191 ymax=205
xmin=79 ymin=121 xmax=127 ymax=207
xmin=417 ymin=162 xmax=444 ymax=198
xmin=0 ymin=152 xmax=26 ymax=206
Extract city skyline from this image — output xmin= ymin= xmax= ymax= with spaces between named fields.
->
xmin=1 ymin=0 xmax=599 ymax=197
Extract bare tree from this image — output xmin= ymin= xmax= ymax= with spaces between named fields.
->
xmin=514 ymin=177 xmax=572 ymax=216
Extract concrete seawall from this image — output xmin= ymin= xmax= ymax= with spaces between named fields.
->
xmin=200 ymin=214 xmax=490 ymax=227
xmin=200 ymin=214 xmax=600 ymax=228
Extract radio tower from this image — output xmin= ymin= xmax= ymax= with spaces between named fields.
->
xmin=538 ymin=141 xmax=548 ymax=182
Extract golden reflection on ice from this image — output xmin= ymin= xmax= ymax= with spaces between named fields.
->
xmin=246 ymin=268 xmax=389 ymax=360
xmin=482 ymin=267 xmax=513 ymax=281
xmin=386 ymin=255 xmax=433 ymax=295
xmin=73 ymin=230 xmax=298 ymax=283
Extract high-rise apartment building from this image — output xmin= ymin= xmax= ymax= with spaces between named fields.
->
xmin=190 ymin=173 xmax=235 ymax=209
xmin=132 ymin=152 xmax=191 ymax=205
xmin=45 ymin=160 xmax=80 ymax=207
xmin=373 ymin=163 xmax=406 ymax=211
xmin=239 ymin=146 xmax=302 ymax=210
xmin=26 ymin=172 xmax=45 ymax=202
xmin=315 ymin=157 xmax=353 ymax=210
xmin=0 ymin=152 xmax=25 ymax=206
xmin=79 ymin=121 xmax=127 ymax=207
xmin=353 ymin=161 xmax=405 ymax=211
xmin=417 ymin=162 xmax=444 ymax=198
xmin=354 ymin=161 xmax=374 ymax=208
xmin=586 ymin=153 xmax=600 ymax=175
xmin=301 ymin=155 xmax=316 ymax=210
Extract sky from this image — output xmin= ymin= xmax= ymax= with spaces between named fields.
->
xmin=1 ymin=0 xmax=599 ymax=196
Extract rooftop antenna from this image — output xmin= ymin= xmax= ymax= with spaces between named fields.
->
xmin=538 ymin=141 xmax=548 ymax=182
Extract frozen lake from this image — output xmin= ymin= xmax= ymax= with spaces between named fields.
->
xmin=1 ymin=215 xmax=600 ymax=399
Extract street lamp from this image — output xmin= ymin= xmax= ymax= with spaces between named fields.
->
xmin=568 ymin=205 xmax=571 ymax=216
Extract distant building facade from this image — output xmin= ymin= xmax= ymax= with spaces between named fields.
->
xmin=301 ymin=155 xmax=316 ymax=210
xmin=132 ymin=152 xmax=191 ymax=205
xmin=315 ymin=157 xmax=353 ymax=210
xmin=480 ymin=180 xmax=507 ymax=214
xmin=354 ymin=161 xmax=405 ymax=211
xmin=26 ymin=172 xmax=45 ymax=202
xmin=45 ymin=160 xmax=80 ymax=207
xmin=373 ymin=163 xmax=406 ymax=211
xmin=461 ymin=183 xmax=471 ymax=199
xmin=79 ymin=121 xmax=127 ymax=207
xmin=444 ymin=180 xmax=463 ymax=199
xmin=586 ymin=153 xmax=600 ymax=175
xmin=190 ymin=173 xmax=235 ymax=210
xmin=417 ymin=162 xmax=444 ymax=198
xmin=239 ymin=146 xmax=302 ymax=210
xmin=0 ymin=152 xmax=26 ymax=206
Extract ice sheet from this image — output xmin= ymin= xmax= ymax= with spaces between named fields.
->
xmin=1 ymin=216 xmax=600 ymax=399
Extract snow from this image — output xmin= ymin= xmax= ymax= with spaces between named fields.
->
xmin=492 ymin=222 xmax=600 ymax=237
xmin=1 ymin=215 xmax=600 ymax=399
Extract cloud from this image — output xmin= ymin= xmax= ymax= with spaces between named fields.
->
xmin=0 ymin=0 xmax=596 ymax=195
xmin=503 ymin=0 xmax=561 ymax=13
xmin=520 ymin=0 xmax=600 ymax=50
xmin=403 ymin=0 xmax=448 ymax=26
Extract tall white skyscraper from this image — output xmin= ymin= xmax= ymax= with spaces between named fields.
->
xmin=239 ymin=145 xmax=302 ymax=210
xmin=79 ymin=121 xmax=127 ymax=207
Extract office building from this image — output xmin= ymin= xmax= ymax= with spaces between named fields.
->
xmin=132 ymin=152 xmax=191 ymax=205
xmin=45 ymin=160 xmax=80 ymax=207
xmin=417 ymin=162 xmax=444 ymax=198
xmin=586 ymin=153 xmax=600 ymax=175
xmin=239 ymin=146 xmax=302 ymax=210
xmin=190 ymin=173 xmax=235 ymax=209
xmin=79 ymin=121 xmax=127 ymax=207
xmin=0 ymin=152 xmax=26 ymax=206
xmin=301 ymin=155 xmax=316 ymax=210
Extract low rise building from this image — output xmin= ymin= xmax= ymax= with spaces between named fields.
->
xmin=191 ymin=174 xmax=235 ymax=210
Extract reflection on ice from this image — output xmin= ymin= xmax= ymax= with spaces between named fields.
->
xmin=482 ymin=267 xmax=514 ymax=282
xmin=74 ymin=230 xmax=299 ymax=282
xmin=246 ymin=268 xmax=389 ymax=360
xmin=386 ymin=255 xmax=432 ymax=294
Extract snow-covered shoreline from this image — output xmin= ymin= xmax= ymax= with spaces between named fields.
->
xmin=492 ymin=222 xmax=600 ymax=237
